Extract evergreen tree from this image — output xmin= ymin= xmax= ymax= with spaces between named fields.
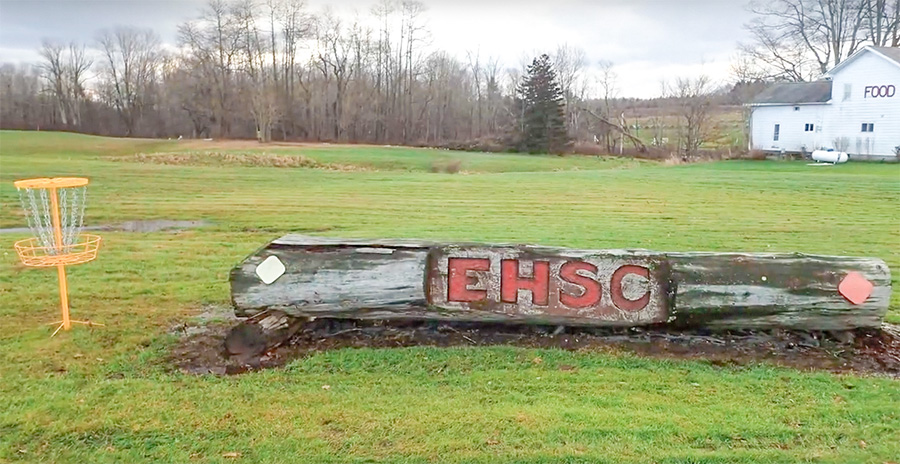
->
xmin=516 ymin=54 xmax=570 ymax=154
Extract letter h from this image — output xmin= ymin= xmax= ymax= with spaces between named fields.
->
xmin=500 ymin=259 xmax=550 ymax=305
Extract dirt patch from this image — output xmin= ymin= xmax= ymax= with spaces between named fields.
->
xmin=169 ymin=318 xmax=900 ymax=377
xmin=175 ymin=139 xmax=387 ymax=151
xmin=113 ymin=151 xmax=371 ymax=171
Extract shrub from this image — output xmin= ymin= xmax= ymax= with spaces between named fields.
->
xmin=430 ymin=158 xmax=463 ymax=174
xmin=444 ymin=159 xmax=462 ymax=174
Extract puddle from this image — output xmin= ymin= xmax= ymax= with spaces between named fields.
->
xmin=0 ymin=219 xmax=211 ymax=234
xmin=115 ymin=220 xmax=210 ymax=233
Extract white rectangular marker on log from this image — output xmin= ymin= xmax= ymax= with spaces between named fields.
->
xmin=230 ymin=235 xmax=892 ymax=330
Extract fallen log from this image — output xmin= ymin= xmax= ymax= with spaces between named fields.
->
xmin=230 ymin=235 xmax=892 ymax=330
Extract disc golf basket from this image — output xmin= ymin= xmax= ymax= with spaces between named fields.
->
xmin=14 ymin=177 xmax=102 ymax=336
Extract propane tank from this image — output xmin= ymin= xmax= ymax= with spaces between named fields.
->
xmin=811 ymin=150 xmax=849 ymax=164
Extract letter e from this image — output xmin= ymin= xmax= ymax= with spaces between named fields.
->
xmin=448 ymin=258 xmax=490 ymax=302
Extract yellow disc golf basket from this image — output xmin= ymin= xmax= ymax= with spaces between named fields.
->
xmin=14 ymin=177 xmax=102 ymax=336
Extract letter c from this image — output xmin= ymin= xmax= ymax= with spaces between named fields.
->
xmin=610 ymin=265 xmax=651 ymax=312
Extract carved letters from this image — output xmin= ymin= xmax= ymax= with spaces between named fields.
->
xmin=429 ymin=247 xmax=670 ymax=324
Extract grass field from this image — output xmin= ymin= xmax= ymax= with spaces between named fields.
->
xmin=1 ymin=130 xmax=899 ymax=463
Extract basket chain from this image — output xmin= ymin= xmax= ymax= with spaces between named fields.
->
xmin=60 ymin=187 xmax=85 ymax=247
xmin=17 ymin=188 xmax=57 ymax=253
xmin=17 ymin=188 xmax=36 ymax=240
xmin=60 ymin=187 xmax=69 ymax=246
xmin=16 ymin=186 xmax=88 ymax=254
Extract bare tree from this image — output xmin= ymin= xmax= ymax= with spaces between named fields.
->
xmin=466 ymin=49 xmax=483 ymax=139
xmin=863 ymin=0 xmax=900 ymax=45
xmin=314 ymin=12 xmax=356 ymax=141
xmin=38 ymin=41 xmax=91 ymax=128
xmin=276 ymin=0 xmax=311 ymax=138
xmin=38 ymin=41 xmax=71 ymax=127
xmin=178 ymin=0 xmax=243 ymax=137
xmin=553 ymin=44 xmax=587 ymax=135
xmin=97 ymin=27 xmax=162 ymax=135
xmin=596 ymin=60 xmax=617 ymax=152
xmin=399 ymin=0 xmax=428 ymax=142
xmin=483 ymin=56 xmax=503 ymax=135
xmin=662 ymin=75 xmax=714 ymax=158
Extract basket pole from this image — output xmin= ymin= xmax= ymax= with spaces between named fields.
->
xmin=48 ymin=187 xmax=71 ymax=331
xmin=57 ymin=264 xmax=70 ymax=330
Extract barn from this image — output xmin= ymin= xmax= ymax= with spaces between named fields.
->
xmin=748 ymin=46 xmax=900 ymax=161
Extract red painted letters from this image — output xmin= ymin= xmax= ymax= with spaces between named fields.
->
xmin=610 ymin=265 xmax=651 ymax=312
xmin=558 ymin=261 xmax=602 ymax=308
xmin=431 ymin=248 xmax=665 ymax=323
xmin=447 ymin=258 xmax=489 ymax=302
xmin=500 ymin=259 xmax=550 ymax=305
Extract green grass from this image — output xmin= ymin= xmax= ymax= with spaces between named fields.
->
xmin=1 ymin=130 xmax=899 ymax=463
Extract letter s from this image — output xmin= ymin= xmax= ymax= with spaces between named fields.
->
xmin=559 ymin=261 xmax=602 ymax=308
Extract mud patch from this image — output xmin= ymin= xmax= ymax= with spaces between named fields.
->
xmin=113 ymin=151 xmax=371 ymax=171
xmin=169 ymin=319 xmax=900 ymax=377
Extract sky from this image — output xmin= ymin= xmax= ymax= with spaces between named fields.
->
xmin=0 ymin=0 xmax=754 ymax=98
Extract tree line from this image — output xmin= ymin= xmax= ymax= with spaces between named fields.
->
xmin=0 ymin=0 xmax=607 ymax=149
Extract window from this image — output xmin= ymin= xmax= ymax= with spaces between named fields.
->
xmin=804 ymin=123 xmax=814 ymax=132
xmin=844 ymin=83 xmax=852 ymax=101
xmin=774 ymin=124 xmax=780 ymax=141
xmin=861 ymin=123 xmax=874 ymax=132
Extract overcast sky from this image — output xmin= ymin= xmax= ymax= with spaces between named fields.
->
xmin=0 ymin=0 xmax=754 ymax=98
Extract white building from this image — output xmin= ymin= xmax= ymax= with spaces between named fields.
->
xmin=749 ymin=46 xmax=900 ymax=161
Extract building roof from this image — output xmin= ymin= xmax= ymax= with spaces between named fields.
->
xmin=750 ymin=80 xmax=832 ymax=105
xmin=826 ymin=46 xmax=900 ymax=75
xmin=871 ymin=46 xmax=900 ymax=65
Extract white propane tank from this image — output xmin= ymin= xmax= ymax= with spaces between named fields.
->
xmin=811 ymin=150 xmax=849 ymax=163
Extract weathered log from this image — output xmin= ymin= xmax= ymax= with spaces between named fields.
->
xmin=230 ymin=235 xmax=892 ymax=330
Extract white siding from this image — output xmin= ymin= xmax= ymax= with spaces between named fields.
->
xmin=750 ymin=104 xmax=827 ymax=153
xmin=825 ymin=51 xmax=900 ymax=158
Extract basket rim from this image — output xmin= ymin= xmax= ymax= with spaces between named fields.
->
xmin=14 ymin=177 xmax=89 ymax=189
xmin=14 ymin=234 xmax=101 ymax=267
xmin=14 ymin=234 xmax=102 ymax=250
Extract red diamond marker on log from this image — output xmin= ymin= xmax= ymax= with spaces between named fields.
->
xmin=838 ymin=272 xmax=873 ymax=305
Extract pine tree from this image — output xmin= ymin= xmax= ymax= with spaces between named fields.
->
xmin=516 ymin=54 xmax=570 ymax=154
